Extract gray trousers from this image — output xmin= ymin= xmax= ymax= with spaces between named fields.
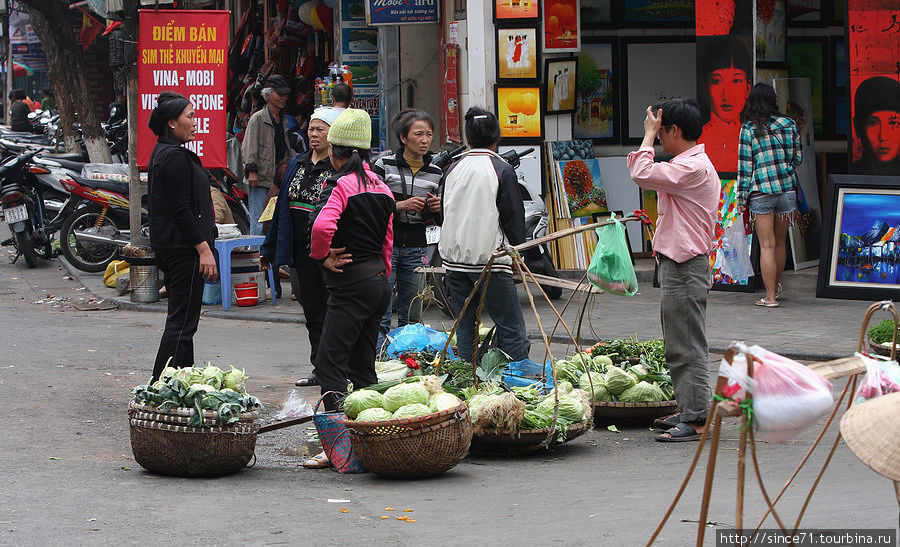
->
xmin=658 ymin=254 xmax=712 ymax=423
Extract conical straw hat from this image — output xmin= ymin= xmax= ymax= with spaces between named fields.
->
xmin=840 ymin=392 xmax=900 ymax=481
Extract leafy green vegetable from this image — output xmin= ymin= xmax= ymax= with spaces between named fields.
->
xmin=429 ymin=392 xmax=462 ymax=412
xmin=578 ymin=371 xmax=611 ymax=402
xmin=382 ymin=383 xmax=429 ymax=412
xmin=536 ymin=394 xmax=585 ymax=421
xmin=592 ymin=355 xmax=613 ymax=370
xmin=200 ymin=364 xmax=225 ymax=389
xmin=342 ymin=390 xmax=384 ymax=419
xmin=477 ymin=348 xmax=511 ymax=382
xmin=868 ymin=319 xmax=899 ymax=345
xmin=223 ymin=366 xmax=248 ymax=393
xmin=356 ymin=407 xmax=394 ymax=421
xmin=604 ymin=366 xmax=636 ymax=395
xmin=618 ymin=381 xmax=667 ymax=403
xmin=520 ymin=409 xmax=552 ymax=429
xmin=174 ymin=367 xmax=205 ymax=390
xmin=392 ymin=403 xmax=432 ymax=420
xmin=557 ymin=380 xmax=574 ymax=394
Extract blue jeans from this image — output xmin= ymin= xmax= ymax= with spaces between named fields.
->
xmin=748 ymin=190 xmax=797 ymax=216
xmin=377 ymin=245 xmax=427 ymax=353
xmin=248 ymin=185 xmax=269 ymax=236
xmin=445 ymin=270 xmax=530 ymax=363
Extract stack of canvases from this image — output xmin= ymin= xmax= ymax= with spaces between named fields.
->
xmin=544 ymin=139 xmax=603 ymax=269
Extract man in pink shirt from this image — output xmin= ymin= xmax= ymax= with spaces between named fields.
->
xmin=627 ymin=98 xmax=720 ymax=442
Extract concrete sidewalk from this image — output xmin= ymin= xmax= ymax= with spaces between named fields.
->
xmin=60 ymin=256 xmax=888 ymax=362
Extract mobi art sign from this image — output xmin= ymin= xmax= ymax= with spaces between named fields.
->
xmin=137 ymin=10 xmax=229 ymax=168
xmin=365 ymin=0 xmax=439 ymax=25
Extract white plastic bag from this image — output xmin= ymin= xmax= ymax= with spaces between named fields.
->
xmin=853 ymin=352 xmax=900 ymax=405
xmin=274 ymin=390 xmax=314 ymax=420
xmin=717 ymin=218 xmax=754 ymax=281
xmin=720 ymin=345 xmax=833 ymax=443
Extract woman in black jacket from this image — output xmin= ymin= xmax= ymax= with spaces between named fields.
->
xmin=148 ymin=91 xmax=218 ymax=380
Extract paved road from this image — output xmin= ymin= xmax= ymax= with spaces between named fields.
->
xmin=1 ymin=240 xmax=897 ymax=546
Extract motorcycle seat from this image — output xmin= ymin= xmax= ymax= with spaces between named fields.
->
xmin=75 ymin=175 xmax=129 ymax=194
xmin=41 ymin=153 xmax=85 ymax=164
xmin=45 ymin=157 xmax=87 ymax=172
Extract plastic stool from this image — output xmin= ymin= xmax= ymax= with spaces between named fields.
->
xmin=213 ymin=236 xmax=276 ymax=311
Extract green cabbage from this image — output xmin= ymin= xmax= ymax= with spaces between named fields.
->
xmin=223 ymin=366 xmax=248 ymax=393
xmin=392 ymin=403 xmax=432 ymax=420
xmin=342 ymin=389 xmax=384 ymax=419
xmin=429 ymin=392 xmax=462 ymax=413
xmin=536 ymin=394 xmax=585 ymax=421
xmin=520 ymin=409 xmax=552 ymax=429
xmin=174 ymin=367 xmax=205 ymax=389
xmin=557 ymin=380 xmax=574 ymax=394
xmin=618 ymin=381 xmax=667 ymax=403
xmin=578 ymin=371 xmax=611 ymax=402
xmin=604 ymin=366 xmax=636 ymax=395
xmin=465 ymin=393 xmax=492 ymax=423
xmin=554 ymin=360 xmax=583 ymax=384
xmin=382 ymin=382 xmax=429 ymax=412
xmin=356 ymin=407 xmax=394 ymax=421
xmin=200 ymin=364 xmax=225 ymax=389
xmin=592 ymin=355 xmax=613 ymax=370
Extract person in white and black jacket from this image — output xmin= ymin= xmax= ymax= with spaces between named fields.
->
xmin=439 ymin=107 xmax=530 ymax=363
xmin=372 ymin=109 xmax=443 ymax=352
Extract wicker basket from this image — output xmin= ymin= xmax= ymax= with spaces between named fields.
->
xmin=868 ymin=338 xmax=898 ymax=358
xmin=129 ymin=401 xmax=260 ymax=426
xmin=343 ymin=404 xmax=472 ymax=478
xmin=591 ymin=400 xmax=678 ymax=420
xmin=470 ymin=421 xmax=591 ymax=456
xmin=128 ymin=403 xmax=259 ymax=477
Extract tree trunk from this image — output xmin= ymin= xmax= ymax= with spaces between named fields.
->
xmin=19 ymin=0 xmax=111 ymax=164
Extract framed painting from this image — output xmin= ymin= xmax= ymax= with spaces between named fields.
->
xmin=543 ymin=0 xmax=581 ymax=53
xmin=756 ymin=0 xmax=786 ymax=63
xmin=786 ymin=36 xmax=827 ymax=138
xmin=710 ymin=178 xmax=756 ymax=292
xmin=495 ymin=85 xmax=543 ymax=141
xmin=816 ymin=175 xmax=900 ymax=300
xmin=494 ymin=0 xmax=540 ymax=22
xmin=496 ymin=27 xmax=540 ymax=82
xmin=581 ymin=0 xmax=613 ymax=28
xmin=572 ymin=37 xmax=618 ymax=143
xmin=554 ymin=157 xmax=608 ymax=218
xmin=544 ymin=56 xmax=577 ymax=114
xmin=621 ymin=37 xmax=696 ymax=144
xmin=621 ymin=0 xmax=694 ymax=27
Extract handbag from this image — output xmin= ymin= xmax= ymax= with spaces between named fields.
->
xmin=312 ymin=393 xmax=367 ymax=474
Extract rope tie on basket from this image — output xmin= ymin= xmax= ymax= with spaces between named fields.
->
xmin=501 ymin=243 xmax=519 ymax=259
xmin=713 ymin=394 xmax=755 ymax=428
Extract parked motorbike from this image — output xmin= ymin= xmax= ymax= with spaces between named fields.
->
xmin=58 ymin=173 xmax=145 ymax=272
xmin=0 ymin=149 xmax=86 ymax=267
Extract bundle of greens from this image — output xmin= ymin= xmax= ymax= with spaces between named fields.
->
xmin=131 ymin=365 xmax=261 ymax=427
xmin=341 ymin=375 xmax=464 ymax=421
xmin=868 ymin=319 xmax=900 ymax=345
xmin=461 ymin=383 xmax=592 ymax=442
xmin=371 ymin=348 xmax=511 ymax=396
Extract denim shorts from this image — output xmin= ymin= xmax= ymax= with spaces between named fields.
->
xmin=748 ymin=190 xmax=797 ymax=215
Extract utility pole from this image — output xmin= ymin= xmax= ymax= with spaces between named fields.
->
xmin=124 ymin=0 xmax=147 ymax=247
xmin=5 ymin=13 xmax=12 ymax=121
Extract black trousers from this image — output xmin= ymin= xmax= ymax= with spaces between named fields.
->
xmin=317 ymin=274 xmax=391 ymax=411
xmin=152 ymin=251 xmax=204 ymax=380
xmin=291 ymin=212 xmax=328 ymax=367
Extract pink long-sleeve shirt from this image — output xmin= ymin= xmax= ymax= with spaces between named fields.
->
xmin=626 ymin=144 xmax=720 ymax=263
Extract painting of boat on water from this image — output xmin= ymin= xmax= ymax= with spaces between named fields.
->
xmin=830 ymin=188 xmax=900 ymax=289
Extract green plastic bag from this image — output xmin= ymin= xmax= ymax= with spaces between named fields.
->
xmin=586 ymin=214 xmax=638 ymax=296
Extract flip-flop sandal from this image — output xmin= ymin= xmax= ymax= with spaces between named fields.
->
xmin=754 ymin=298 xmax=779 ymax=308
xmin=775 ymin=283 xmax=783 ymax=299
xmin=302 ymin=452 xmax=330 ymax=469
xmin=295 ymin=376 xmax=319 ymax=387
xmin=652 ymin=413 xmax=681 ymax=430
xmin=655 ymin=422 xmax=702 ymax=442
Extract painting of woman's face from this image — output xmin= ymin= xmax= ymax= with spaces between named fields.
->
xmin=863 ymin=110 xmax=900 ymax=164
xmin=708 ymin=66 xmax=750 ymax=124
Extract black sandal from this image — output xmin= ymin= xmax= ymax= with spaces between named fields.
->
xmin=655 ymin=422 xmax=703 ymax=443
xmin=652 ymin=413 xmax=681 ymax=430
xmin=295 ymin=374 xmax=319 ymax=387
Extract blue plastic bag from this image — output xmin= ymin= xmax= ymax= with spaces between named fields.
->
xmin=385 ymin=323 xmax=456 ymax=359
xmin=502 ymin=358 xmax=555 ymax=393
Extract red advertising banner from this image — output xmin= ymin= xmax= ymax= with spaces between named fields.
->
xmin=137 ymin=10 xmax=229 ymax=168
xmin=847 ymin=1 xmax=900 ymax=176
xmin=444 ymin=44 xmax=461 ymax=143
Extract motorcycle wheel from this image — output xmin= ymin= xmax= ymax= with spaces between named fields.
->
xmin=14 ymin=229 xmax=38 ymax=268
xmin=60 ymin=204 xmax=122 ymax=272
xmin=540 ymin=254 xmax=563 ymax=300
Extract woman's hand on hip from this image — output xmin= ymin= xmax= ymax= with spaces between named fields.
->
xmin=323 ymin=247 xmax=352 ymax=273
xmin=194 ymin=242 xmax=219 ymax=281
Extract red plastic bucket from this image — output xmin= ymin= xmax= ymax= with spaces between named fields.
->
xmin=234 ymin=282 xmax=259 ymax=307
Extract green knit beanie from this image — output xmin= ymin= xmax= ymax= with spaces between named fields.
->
xmin=327 ymin=108 xmax=372 ymax=150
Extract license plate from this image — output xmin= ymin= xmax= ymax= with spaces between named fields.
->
xmin=4 ymin=204 xmax=27 ymax=224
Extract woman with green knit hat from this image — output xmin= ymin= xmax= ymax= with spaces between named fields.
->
xmin=304 ymin=108 xmax=396 ymax=469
